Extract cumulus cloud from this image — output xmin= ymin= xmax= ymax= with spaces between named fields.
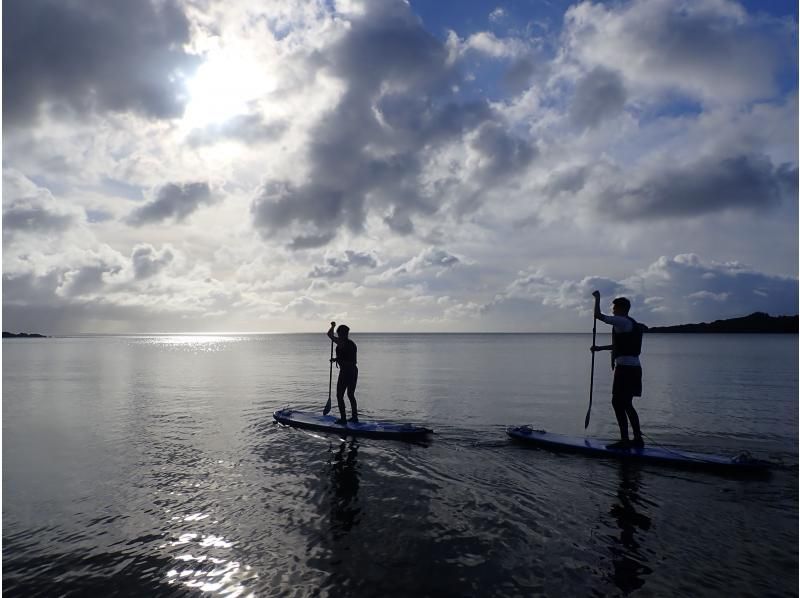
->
xmin=377 ymin=247 xmax=461 ymax=283
xmin=308 ymin=250 xmax=378 ymax=278
xmin=250 ymin=0 xmax=536 ymax=247
xmin=569 ymin=66 xmax=627 ymax=129
xmin=131 ymin=244 xmax=175 ymax=279
xmin=127 ymin=182 xmax=214 ymax=226
xmin=3 ymin=0 xmax=199 ymax=128
xmin=2 ymin=169 xmax=84 ymax=242
xmin=490 ymin=254 xmax=798 ymax=325
xmin=562 ymin=0 xmax=786 ymax=104
xmin=631 ymin=254 xmax=798 ymax=319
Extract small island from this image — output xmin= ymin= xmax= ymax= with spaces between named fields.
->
xmin=3 ymin=332 xmax=48 ymax=338
xmin=647 ymin=312 xmax=798 ymax=334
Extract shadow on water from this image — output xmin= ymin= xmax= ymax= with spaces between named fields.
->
xmin=605 ymin=463 xmax=654 ymax=595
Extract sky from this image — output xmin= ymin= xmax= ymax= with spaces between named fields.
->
xmin=2 ymin=0 xmax=798 ymax=333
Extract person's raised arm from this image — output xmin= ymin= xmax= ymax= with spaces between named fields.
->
xmin=592 ymin=290 xmax=603 ymax=321
xmin=327 ymin=321 xmax=337 ymax=344
xmin=590 ymin=291 xmax=612 ymax=352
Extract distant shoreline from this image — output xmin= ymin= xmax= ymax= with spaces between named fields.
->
xmin=647 ymin=312 xmax=798 ymax=334
xmin=3 ymin=332 xmax=48 ymax=338
xmin=4 ymin=312 xmax=798 ymax=337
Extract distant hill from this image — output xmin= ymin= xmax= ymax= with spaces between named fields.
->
xmin=647 ymin=312 xmax=798 ymax=333
xmin=3 ymin=332 xmax=48 ymax=338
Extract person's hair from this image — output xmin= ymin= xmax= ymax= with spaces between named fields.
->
xmin=612 ymin=297 xmax=631 ymax=314
xmin=337 ymin=324 xmax=350 ymax=338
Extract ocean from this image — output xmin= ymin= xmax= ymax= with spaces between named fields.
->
xmin=3 ymin=333 xmax=798 ymax=597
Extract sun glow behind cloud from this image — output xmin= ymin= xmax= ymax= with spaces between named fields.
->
xmin=182 ymin=48 xmax=272 ymax=129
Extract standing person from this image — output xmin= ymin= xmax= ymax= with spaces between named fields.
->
xmin=327 ymin=322 xmax=359 ymax=424
xmin=590 ymin=291 xmax=646 ymax=449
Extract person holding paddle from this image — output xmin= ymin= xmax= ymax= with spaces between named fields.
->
xmin=590 ymin=291 xmax=645 ymax=449
xmin=326 ymin=322 xmax=359 ymax=424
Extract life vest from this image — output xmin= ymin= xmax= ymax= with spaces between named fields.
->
xmin=612 ymin=316 xmax=644 ymax=361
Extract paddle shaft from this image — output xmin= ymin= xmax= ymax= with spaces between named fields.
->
xmin=328 ymin=339 xmax=334 ymax=399
xmin=585 ymin=316 xmax=597 ymax=429
xmin=324 ymin=338 xmax=334 ymax=413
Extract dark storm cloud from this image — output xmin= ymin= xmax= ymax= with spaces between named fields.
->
xmin=569 ymin=66 xmax=627 ymax=129
xmin=308 ymin=250 xmax=378 ymax=278
xmin=252 ymin=0 xmax=535 ymax=248
xmin=603 ymin=153 xmax=797 ymax=219
xmin=187 ymin=114 xmax=289 ymax=146
xmin=127 ymin=182 xmax=214 ymax=226
xmin=3 ymin=0 xmax=199 ymax=127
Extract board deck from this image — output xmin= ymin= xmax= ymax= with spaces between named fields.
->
xmin=274 ymin=408 xmax=433 ymax=439
xmin=507 ymin=425 xmax=770 ymax=474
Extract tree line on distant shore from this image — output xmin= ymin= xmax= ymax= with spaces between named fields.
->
xmin=647 ymin=312 xmax=798 ymax=333
xmin=3 ymin=332 xmax=48 ymax=338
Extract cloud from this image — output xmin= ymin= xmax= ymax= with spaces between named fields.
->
xmin=562 ymin=0 xmax=786 ymax=104
xmin=569 ymin=66 xmax=627 ymax=129
xmin=250 ymin=0 xmax=536 ymax=248
xmin=308 ymin=250 xmax=378 ymax=278
xmin=377 ymin=247 xmax=461 ymax=283
xmin=131 ymin=244 xmax=175 ymax=279
xmin=464 ymin=31 xmax=528 ymax=59
xmin=469 ymin=121 xmax=537 ymax=183
xmin=601 ymin=153 xmax=797 ymax=219
xmin=2 ymin=169 xmax=84 ymax=240
xmin=632 ymin=254 xmax=798 ymax=320
xmin=490 ymin=254 xmax=798 ymax=325
xmin=186 ymin=114 xmax=289 ymax=146
xmin=57 ymin=262 xmax=121 ymax=298
xmin=3 ymin=0 xmax=200 ymax=128
xmin=127 ymin=182 xmax=215 ymax=226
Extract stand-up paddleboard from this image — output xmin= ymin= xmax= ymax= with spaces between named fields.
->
xmin=274 ymin=408 xmax=433 ymax=440
xmin=507 ymin=426 xmax=770 ymax=474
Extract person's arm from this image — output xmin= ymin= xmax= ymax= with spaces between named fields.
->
xmin=590 ymin=291 xmax=612 ymax=352
xmin=327 ymin=321 xmax=338 ymax=344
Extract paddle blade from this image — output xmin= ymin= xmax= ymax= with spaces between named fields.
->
xmin=584 ymin=408 xmax=591 ymax=429
xmin=323 ymin=397 xmax=332 ymax=415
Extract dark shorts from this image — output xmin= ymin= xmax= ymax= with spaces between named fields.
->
xmin=613 ymin=365 xmax=642 ymax=398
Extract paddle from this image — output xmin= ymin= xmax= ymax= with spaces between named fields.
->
xmin=585 ymin=309 xmax=597 ymax=429
xmin=323 ymin=321 xmax=335 ymax=415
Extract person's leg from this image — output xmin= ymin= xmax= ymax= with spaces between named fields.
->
xmin=626 ymin=401 xmax=642 ymax=442
xmin=611 ymin=393 xmax=630 ymax=441
xmin=336 ymin=374 xmax=347 ymax=423
xmin=347 ymin=367 xmax=358 ymax=422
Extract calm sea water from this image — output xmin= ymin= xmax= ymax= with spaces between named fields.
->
xmin=3 ymin=333 xmax=798 ymax=597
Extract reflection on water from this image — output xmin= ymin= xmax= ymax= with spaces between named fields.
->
xmin=328 ymin=440 xmax=361 ymax=538
xmin=608 ymin=464 xmax=653 ymax=594
xmin=135 ymin=335 xmax=246 ymax=352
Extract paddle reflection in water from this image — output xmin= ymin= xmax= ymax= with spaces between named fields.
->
xmin=328 ymin=440 xmax=361 ymax=538
xmin=607 ymin=464 xmax=653 ymax=594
